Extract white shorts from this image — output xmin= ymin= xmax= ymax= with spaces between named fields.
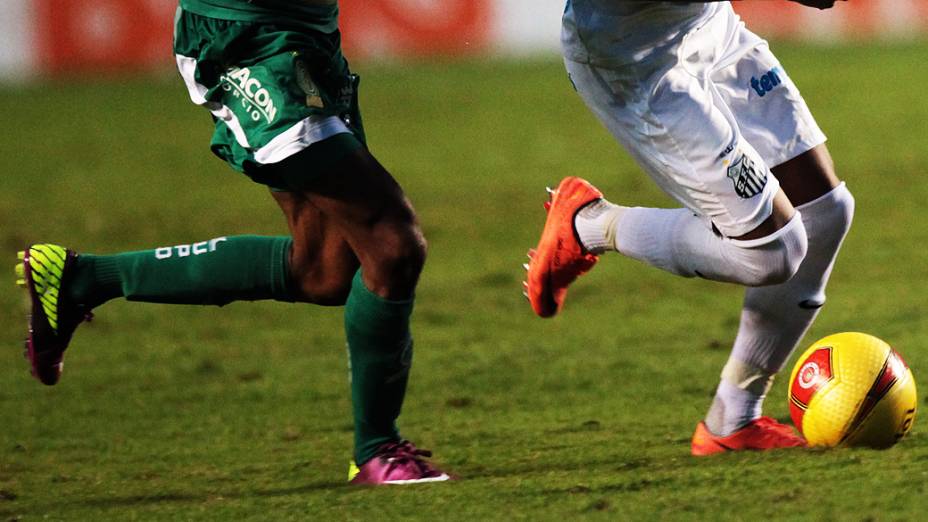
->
xmin=564 ymin=3 xmax=826 ymax=237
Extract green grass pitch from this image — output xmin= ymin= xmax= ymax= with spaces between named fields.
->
xmin=1 ymin=42 xmax=927 ymax=520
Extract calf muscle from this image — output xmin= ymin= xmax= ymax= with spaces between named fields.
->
xmin=271 ymin=147 xmax=426 ymax=301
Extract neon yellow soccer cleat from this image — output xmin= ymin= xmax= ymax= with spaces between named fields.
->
xmin=16 ymin=244 xmax=92 ymax=385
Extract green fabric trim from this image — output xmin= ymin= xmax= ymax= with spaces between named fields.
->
xmin=344 ymin=270 xmax=414 ymax=464
xmin=263 ymin=132 xmax=364 ymax=192
xmin=179 ymin=0 xmax=338 ymax=32
xmin=271 ymin=236 xmax=295 ymax=301
xmin=68 ymin=236 xmax=294 ymax=308
xmin=68 ymin=255 xmax=123 ymax=309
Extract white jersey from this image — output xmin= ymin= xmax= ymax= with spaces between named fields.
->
xmin=561 ymin=1 xmax=827 ymax=237
xmin=562 ymin=0 xmax=723 ymax=66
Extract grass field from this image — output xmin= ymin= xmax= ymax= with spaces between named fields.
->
xmin=1 ymin=42 xmax=927 ymax=520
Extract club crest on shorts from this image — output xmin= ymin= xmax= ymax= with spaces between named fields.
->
xmin=727 ymin=152 xmax=767 ymax=199
xmin=294 ymin=57 xmax=325 ymax=109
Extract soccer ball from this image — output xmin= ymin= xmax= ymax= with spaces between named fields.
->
xmin=788 ymin=332 xmax=917 ymax=448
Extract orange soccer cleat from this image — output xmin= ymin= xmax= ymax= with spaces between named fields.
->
xmin=524 ymin=177 xmax=603 ymax=318
xmin=691 ymin=416 xmax=806 ymax=456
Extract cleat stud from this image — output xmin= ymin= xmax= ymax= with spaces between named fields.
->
xmin=15 ymin=263 xmax=24 ymax=277
xmin=545 ymin=186 xmax=555 ymax=195
xmin=522 ymin=263 xmax=530 ymax=271
xmin=543 ymin=201 xmax=552 ymax=211
xmin=522 ymin=291 xmax=529 ymax=299
xmin=16 ymin=278 xmax=25 ymax=287
xmin=17 ymin=251 xmax=25 ymax=261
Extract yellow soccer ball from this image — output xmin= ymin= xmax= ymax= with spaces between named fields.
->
xmin=788 ymin=332 xmax=917 ymax=448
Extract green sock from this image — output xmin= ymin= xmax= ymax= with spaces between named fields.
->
xmin=66 ymin=235 xmax=293 ymax=308
xmin=344 ymin=270 xmax=414 ymax=465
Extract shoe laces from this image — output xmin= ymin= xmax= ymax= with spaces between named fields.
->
xmin=752 ymin=417 xmax=804 ymax=442
xmin=62 ymin=307 xmax=94 ymax=335
xmin=376 ymin=440 xmax=437 ymax=475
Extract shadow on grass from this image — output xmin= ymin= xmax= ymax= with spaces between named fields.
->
xmin=61 ymin=480 xmax=347 ymax=510
xmin=462 ymin=455 xmax=654 ymax=481
xmin=540 ymin=477 xmax=674 ymax=497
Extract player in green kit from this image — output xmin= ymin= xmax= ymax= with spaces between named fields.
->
xmin=14 ymin=0 xmax=450 ymax=485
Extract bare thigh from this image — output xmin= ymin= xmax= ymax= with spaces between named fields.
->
xmin=272 ymin=191 xmax=359 ymax=306
xmin=772 ymin=144 xmax=841 ymax=206
xmin=268 ymin=146 xmax=426 ymax=301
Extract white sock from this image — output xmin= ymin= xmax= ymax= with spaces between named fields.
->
xmin=705 ymin=357 xmax=775 ymax=436
xmin=729 ymin=183 xmax=855 ymax=372
xmin=574 ymin=199 xmax=625 ymax=254
xmin=706 ymin=183 xmax=855 ymax=434
xmin=577 ymin=203 xmax=808 ymax=287
xmin=706 ymin=379 xmax=765 ymax=436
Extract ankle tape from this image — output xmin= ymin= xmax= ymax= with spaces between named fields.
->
xmin=721 ymin=358 xmax=775 ymax=396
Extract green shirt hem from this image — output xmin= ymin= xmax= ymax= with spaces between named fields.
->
xmin=179 ymin=0 xmax=338 ymax=32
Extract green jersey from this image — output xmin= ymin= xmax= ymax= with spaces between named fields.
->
xmin=174 ymin=2 xmax=363 ymax=184
xmin=179 ymin=0 xmax=338 ymax=32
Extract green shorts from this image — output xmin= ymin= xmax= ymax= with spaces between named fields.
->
xmin=173 ymin=8 xmax=365 ymax=191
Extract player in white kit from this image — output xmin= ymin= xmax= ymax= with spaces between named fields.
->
xmin=525 ymin=0 xmax=853 ymax=454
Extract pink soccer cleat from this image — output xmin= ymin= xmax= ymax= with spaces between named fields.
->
xmin=348 ymin=440 xmax=452 ymax=485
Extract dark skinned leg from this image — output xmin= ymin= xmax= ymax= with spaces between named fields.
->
xmin=728 ymin=145 xmax=839 ymax=242
xmin=266 ymin=145 xmax=427 ymax=465
xmin=732 ymin=189 xmax=796 ymax=241
xmin=727 ymin=142 xmax=839 ymax=242
xmin=772 ymin=144 xmax=841 ymax=205
xmin=292 ymin=147 xmax=427 ymax=301
xmin=272 ymin=191 xmax=358 ymax=306
xmin=706 ymin=143 xmax=853 ymax=435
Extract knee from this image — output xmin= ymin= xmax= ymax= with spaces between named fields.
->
xmin=732 ymin=214 xmax=808 ymax=286
xmin=833 ymin=184 xmax=855 ymax=230
xmin=800 ymin=182 xmax=855 ymax=241
xmin=302 ymin=276 xmax=354 ymax=306
xmin=759 ymin=236 xmax=806 ymax=286
xmin=785 ymin=183 xmax=855 ymax=305
xmin=288 ymin=253 xmax=356 ymax=306
xmin=374 ymin=219 xmax=428 ymax=283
